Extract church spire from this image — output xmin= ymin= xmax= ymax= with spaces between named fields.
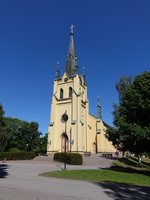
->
xmin=97 ymin=96 xmax=102 ymax=120
xmin=65 ymin=25 xmax=78 ymax=77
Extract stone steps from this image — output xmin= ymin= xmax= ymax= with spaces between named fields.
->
xmin=33 ymin=156 xmax=53 ymax=162
xmin=33 ymin=154 xmax=114 ymax=168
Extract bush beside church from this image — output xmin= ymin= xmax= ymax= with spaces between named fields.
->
xmin=54 ymin=152 xmax=83 ymax=165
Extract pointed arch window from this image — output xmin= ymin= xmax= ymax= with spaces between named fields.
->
xmin=60 ymin=88 xmax=63 ymax=99
xmin=69 ymin=87 xmax=73 ymax=98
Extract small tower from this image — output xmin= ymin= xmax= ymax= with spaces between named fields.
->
xmin=83 ymin=66 xmax=85 ymax=81
xmin=55 ymin=61 xmax=60 ymax=80
xmin=97 ymin=96 xmax=102 ymax=120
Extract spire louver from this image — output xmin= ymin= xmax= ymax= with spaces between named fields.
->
xmin=65 ymin=25 xmax=78 ymax=77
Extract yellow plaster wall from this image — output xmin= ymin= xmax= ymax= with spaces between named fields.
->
xmin=88 ymin=114 xmax=97 ymax=153
xmin=97 ymin=120 xmax=116 ymax=153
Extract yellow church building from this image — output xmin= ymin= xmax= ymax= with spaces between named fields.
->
xmin=47 ymin=25 xmax=116 ymax=155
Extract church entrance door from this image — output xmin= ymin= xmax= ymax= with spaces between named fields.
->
xmin=61 ymin=133 xmax=69 ymax=152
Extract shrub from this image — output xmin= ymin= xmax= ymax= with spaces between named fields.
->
xmin=10 ymin=148 xmax=22 ymax=153
xmin=54 ymin=152 xmax=83 ymax=165
xmin=0 ymin=151 xmax=35 ymax=160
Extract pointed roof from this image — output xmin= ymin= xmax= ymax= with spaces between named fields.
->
xmin=65 ymin=25 xmax=78 ymax=77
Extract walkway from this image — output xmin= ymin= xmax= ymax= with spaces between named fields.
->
xmin=0 ymin=158 xmax=149 ymax=200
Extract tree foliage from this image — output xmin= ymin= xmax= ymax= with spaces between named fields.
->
xmin=0 ymin=103 xmax=48 ymax=154
xmin=0 ymin=104 xmax=12 ymax=152
xmin=106 ymin=72 xmax=150 ymax=154
xmin=0 ymin=103 xmax=5 ymax=126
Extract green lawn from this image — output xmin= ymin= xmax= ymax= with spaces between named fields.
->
xmin=113 ymin=157 xmax=150 ymax=172
xmin=42 ymin=169 xmax=150 ymax=186
xmin=42 ymin=157 xmax=150 ymax=187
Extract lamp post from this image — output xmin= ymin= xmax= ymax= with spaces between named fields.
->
xmin=61 ymin=111 xmax=68 ymax=170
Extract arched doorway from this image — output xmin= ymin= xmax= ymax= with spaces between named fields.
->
xmin=61 ymin=133 xmax=69 ymax=152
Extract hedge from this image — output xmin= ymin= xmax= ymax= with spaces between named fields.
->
xmin=54 ymin=152 xmax=83 ymax=165
xmin=0 ymin=152 xmax=35 ymax=160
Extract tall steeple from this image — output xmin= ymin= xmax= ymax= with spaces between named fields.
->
xmin=65 ymin=25 xmax=78 ymax=77
xmin=97 ymin=96 xmax=102 ymax=120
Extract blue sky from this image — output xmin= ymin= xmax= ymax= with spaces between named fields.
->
xmin=0 ymin=0 xmax=150 ymax=135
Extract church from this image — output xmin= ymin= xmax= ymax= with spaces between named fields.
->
xmin=47 ymin=26 xmax=116 ymax=155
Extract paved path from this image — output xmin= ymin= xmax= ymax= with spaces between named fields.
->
xmin=33 ymin=154 xmax=115 ymax=167
xmin=0 ymin=160 xmax=150 ymax=200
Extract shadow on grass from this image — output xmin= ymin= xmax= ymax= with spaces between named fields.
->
xmin=118 ymin=157 xmax=150 ymax=169
xmin=109 ymin=157 xmax=150 ymax=176
xmin=131 ymin=157 xmax=150 ymax=169
xmin=118 ymin=157 xmax=138 ymax=167
xmin=94 ymin=182 xmax=150 ymax=200
xmin=0 ymin=164 xmax=9 ymax=178
xmin=142 ymin=161 xmax=150 ymax=169
xmin=107 ymin=165 xmax=150 ymax=177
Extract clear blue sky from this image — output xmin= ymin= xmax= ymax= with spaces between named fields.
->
xmin=0 ymin=0 xmax=150 ymax=135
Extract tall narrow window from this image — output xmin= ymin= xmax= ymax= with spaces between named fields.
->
xmin=69 ymin=87 xmax=72 ymax=98
xmin=60 ymin=88 xmax=63 ymax=99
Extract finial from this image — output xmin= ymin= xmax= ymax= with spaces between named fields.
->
xmin=98 ymin=96 xmax=100 ymax=105
xmin=57 ymin=61 xmax=59 ymax=69
xmin=83 ymin=66 xmax=85 ymax=76
xmin=70 ymin=24 xmax=74 ymax=34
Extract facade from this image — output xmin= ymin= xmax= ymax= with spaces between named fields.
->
xmin=47 ymin=26 xmax=116 ymax=155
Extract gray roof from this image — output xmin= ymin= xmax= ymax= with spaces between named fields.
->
xmin=65 ymin=25 xmax=78 ymax=77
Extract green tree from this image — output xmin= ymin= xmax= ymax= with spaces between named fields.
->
xmin=0 ymin=104 xmax=43 ymax=153
xmin=4 ymin=117 xmax=42 ymax=153
xmin=39 ymin=134 xmax=48 ymax=155
xmin=0 ymin=103 xmax=12 ymax=152
xmin=16 ymin=121 xmax=41 ymax=153
xmin=0 ymin=103 xmax=5 ymax=126
xmin=4 ymin=117 xmax=24 ymax=149
xmin=106 ymin=72 xmax=150 ymax=156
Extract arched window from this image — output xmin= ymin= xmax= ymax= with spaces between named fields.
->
xmin=69 ymin=87 xmax=72 ymax=98
xmin=60 ymin=88 xmax=63 ymax=99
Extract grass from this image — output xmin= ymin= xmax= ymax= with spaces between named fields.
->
xmin=111 ymin=157 xmax=150 ymax=176
xmin=42 ymin=156 xmax=150 ymax=187
xmin=114 ymin=157 xmax=150 ymax=170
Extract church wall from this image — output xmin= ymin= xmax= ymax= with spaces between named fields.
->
xmin=88 ymin=114 xmax=97 ymax=153
xmin=97 ymin=121 xmax=116 ymax=154
xmin=54 ymin=101 xmax=72 ymax=151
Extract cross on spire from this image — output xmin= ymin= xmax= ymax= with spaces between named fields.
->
xmin=70 ymin=24 xmax=74 ymax=34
